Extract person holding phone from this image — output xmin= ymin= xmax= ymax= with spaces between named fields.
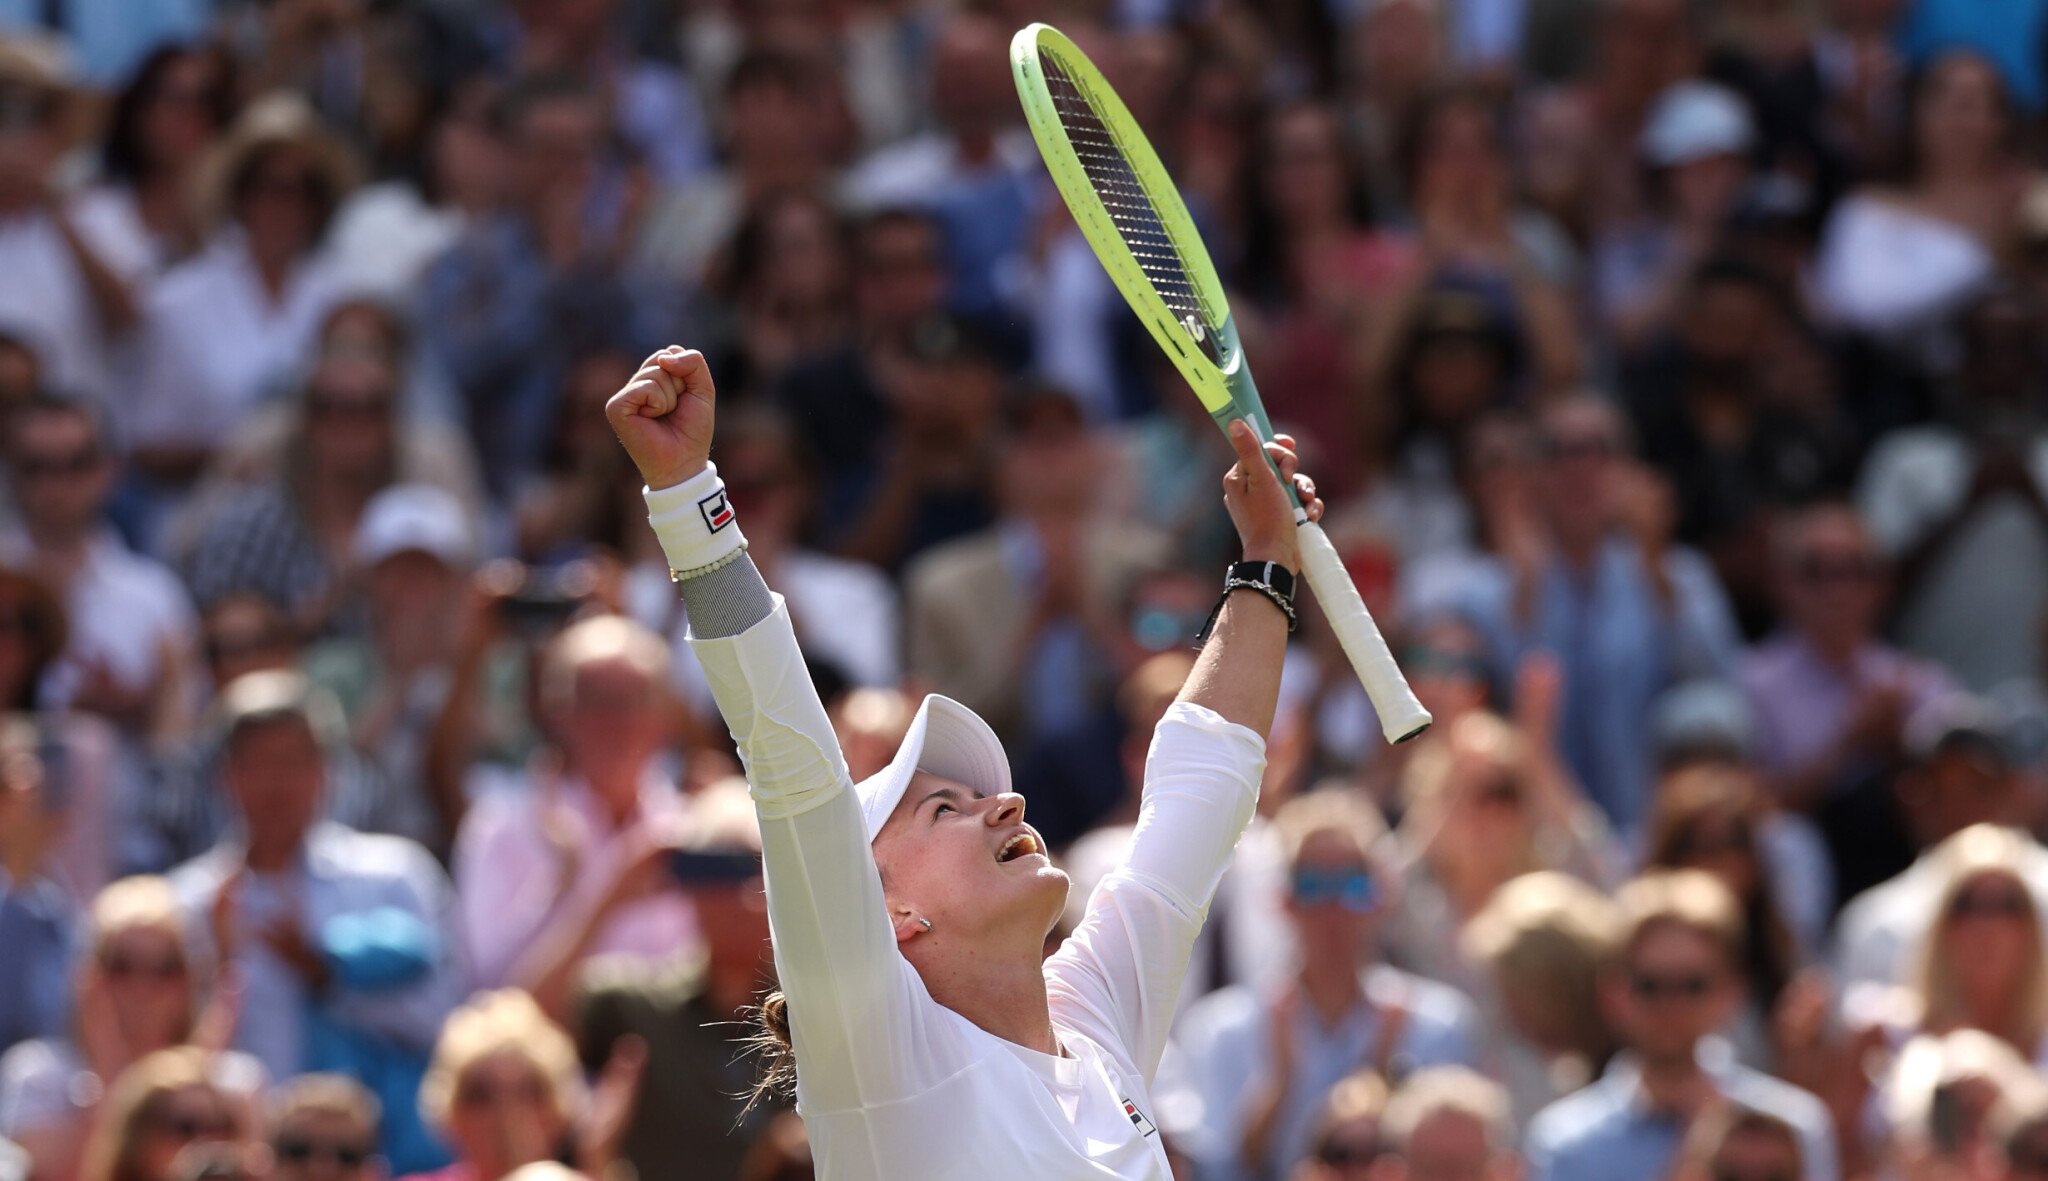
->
xmin=605 ymin=346 xmax=1315 ymax=1179
xmin=574 ymin=780 xmax=781 ymax=1181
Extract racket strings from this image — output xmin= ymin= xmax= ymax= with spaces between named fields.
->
xmin=1039 ymin=49 xmax=1214 ymax=334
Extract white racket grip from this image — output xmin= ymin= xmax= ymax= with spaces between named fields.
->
xmin=1295 ymin=519 xmax=1433 ymax=744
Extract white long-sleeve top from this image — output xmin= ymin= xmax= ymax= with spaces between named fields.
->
xmin=689 ymin=596 xmax=1265 ymax=1180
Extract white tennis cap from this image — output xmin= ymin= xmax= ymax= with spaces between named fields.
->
xmin=854 ymin=694 xmax=1012 ymax=842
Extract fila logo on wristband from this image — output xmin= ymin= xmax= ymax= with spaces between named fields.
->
xmin=699 ymin=487 xmax=735 ymax=533
xmin=1120 ymin=1096 xmax=1158 ymax=1138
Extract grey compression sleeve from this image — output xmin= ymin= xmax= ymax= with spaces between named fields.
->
xmin=676 ymin=554 xmax=775 ymax=638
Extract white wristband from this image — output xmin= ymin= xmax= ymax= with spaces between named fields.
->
xmin=645 ymin=463 xmax=748 ymax=579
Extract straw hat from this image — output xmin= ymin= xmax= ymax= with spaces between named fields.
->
xmin=190 ymin=90 xmax=360 ymax=234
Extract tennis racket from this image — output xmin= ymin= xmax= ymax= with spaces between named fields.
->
xmin=1011 ymin=22 xmax=1431 ymax=744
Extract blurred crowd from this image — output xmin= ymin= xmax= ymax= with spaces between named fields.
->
xmin=1 ymin=0 xmax=2047 ymax=1180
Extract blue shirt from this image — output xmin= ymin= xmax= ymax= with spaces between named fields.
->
xmin=1527 ymin=1042 xmax=1839 ymax=1181
xmin=1430 ymin=535 xmax=1740 ymax=833
xmin=1901 ymin=0 xmax=2048 ymax=110
xmin=0 ymin=872 xmax=71 ymax=1057
xmin=0 ymin=0 xmax=207 ymax=87
xmin=1174 ymin=966 xmax=1483 ymax=1181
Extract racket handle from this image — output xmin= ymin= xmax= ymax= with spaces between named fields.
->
xmin=1295 ymin=520 xmax=1433 ymax=744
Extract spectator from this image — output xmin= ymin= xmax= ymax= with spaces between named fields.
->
xmin=775 ymin=208 xmax=950 ymax=510
xmin=406 ymin=991 xmax=585 ymax=1181
xmin=129 ymin=93 xmax=355 ymax=488
xmin=1832 ymin=701 xmax=2048 ymax=991
xmin=1238 ymin=98 xmax=1409 ymax=499
xmin=265 ymin=1075 xmax=380 ymax=1181
xmin=818 ymin=316 xmax=1005 ymax=571
xmin=1462 ymin=871 xmax=1622 ymax=1123
xmin=1595 ymin=83 xmax=1756 ymax=350
xmin=1621 ymin=262 xmax=1856 ymax=634
xmin=573 ymin=781 xmax=780 ymax=1181
xmin=1856 ymin=282 xmax=2048 ymax=694
xmin=1742 ymin=502 xmax=1956 ymax=900
xmin=418 ymin=73 xmax=678 ymax=498
xmin=0 ymin=565 xmax=131 ymax=899
xmin=0 ymin=36 xmax=151 ymax=409
xmin=842 ymin=11 xmax=1042 ymax=321
xmin=1176 ymin=791 xmax=1481 ymax=1181
xmin=181 ymin=348 xmax=429 ymax=639
xmin=169 ymin=670 xmax=463 ymax=1170
xmin=642 ymin=47 xmax=845 ymax=291
xmin=3 ymin=394 xmax=202 ymax=745
xmin=1373 ymin=1067 xmax=1520 ymax=1181
xmin=1813 ymin=52 xmax=2030 ymax=362
xmin=0 ymin=716 xmax=70 ymax=1056
xmin=451 ymin=614 xmax=691 ymax=1016
xmin=1670 ymin=1106 xmax=1814 ymax=1181
xmin=700 ymin=190 xmax=853 ymax=402
xmin=1389 ymin=708 xmax=1616 ymax=999
xmin=1287 ymin=1071 xmax=1387 ymax=1181
xmin=904 ymin=386 xmax=1168 ymax=846
xmin=1431 ymin=394 xmax=1742 ymax=831
xmin=140 ymin=597 xmax=407 ymax=872
xmin=1642 ymin=763 xmax=1807 ymax=1067
xmin=80 ymin=45 xmax=237 ymax=271
xmin=1 ymin=875 xmax=254 ymax=1181
xmin=498 ymin=0 xmax=712 ymax=186
xmin=302 ymin=484 xmax=480 ymax=852
xmin=512 ymin=350 xmax=649 ymax=567
xmin=1879 ymin=1030 xmax=2042 ymax=1181
xmin=78 ymin=1048 xmax=243 ymax=1181
xmin=1524 ymin=870 xmax=1837 ymax=1181
xmin=1894 ymin=829 xmax=2048 ymax=1059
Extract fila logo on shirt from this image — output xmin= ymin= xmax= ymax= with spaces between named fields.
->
xmin=1120 ymin=1095 xmax=1158 ymax=1138
xmin=698 ymin=487 xmax=735 ymax=533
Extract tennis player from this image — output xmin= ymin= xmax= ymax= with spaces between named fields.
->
xmin=607 ymin=345 xmax=1322 ymax=1180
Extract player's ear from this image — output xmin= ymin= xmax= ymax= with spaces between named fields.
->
xmin=890 ymin=908 xmax=928 ymax=945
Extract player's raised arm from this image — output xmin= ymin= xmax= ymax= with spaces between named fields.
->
xmin=1175 ymin=420 xmax=1323 ymax=740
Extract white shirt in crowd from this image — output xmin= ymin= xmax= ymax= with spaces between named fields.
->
xmin=0 ymin=201 xmax=154 ymax=400
xmin=690 ymin=595 xmax=1267 ymax=1180
xmin=1832 ymin=828 xmax=2048 ymax=991
xmin=129 ymin=232 xmax=343 ymax=450
xmin=0 ymin=527 xmax=199 ymax=717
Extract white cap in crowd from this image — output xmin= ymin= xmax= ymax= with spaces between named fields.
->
xmin=353 ymin=483 xmax=476 ymax=569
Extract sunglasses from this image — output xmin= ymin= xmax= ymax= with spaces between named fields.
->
xmin=1402 ymin=645 xmax=1491 ymax=682
xmin=274 ymin=1136 xmax=370 ymax=1168
xmin=14 ymin=448 xmax=101 ymax=480
xmin=1628 ymin=969 xmax=1717 ymax=1001
xmin=1291 ymin=868 xmax=1378 ymax=912
xmin=153 ymin=1109 xmax=232 ymax=1140
xmin=101 ymin=952 xmax=186 ymax=981
xmin=1317 ymin=1140 xmax=1379 ymax=1165
xmin=454 ymin=1077 xmax=549 ymax=1109
xmin=1949 ymin=888 xmax=2031 ymax=920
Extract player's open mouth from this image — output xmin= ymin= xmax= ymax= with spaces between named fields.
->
xmin=997 ymin=832 xmax=1043 ymax=863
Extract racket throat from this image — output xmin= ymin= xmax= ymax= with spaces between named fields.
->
xmin=1181 ymin=313 xmax=1225 ymax=368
